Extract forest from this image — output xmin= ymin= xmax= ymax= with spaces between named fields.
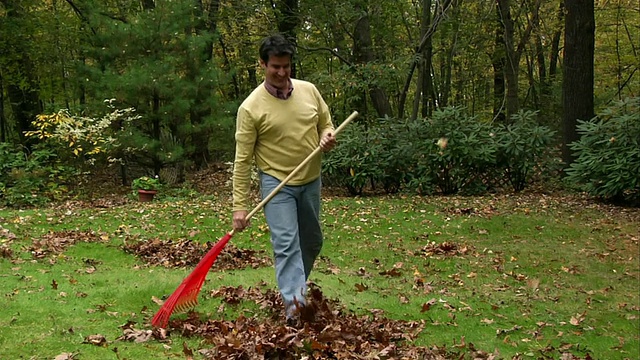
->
xmin=0 ymin=0 xmax=638 ymax=205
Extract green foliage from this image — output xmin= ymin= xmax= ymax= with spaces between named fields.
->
xmin=494 ymin=111 xmax=556 ymax=191
xmin=404 ymin=107 xmax=497 ymax=195
xmin=565 ymin=97 xmax=640 ymax=203
xmin=131 ymin=176 xmax=161 ymax=191
xmin=0 ymin=143 xmax=76 ymax=207
xmin=325 ymin=107 xmax=558 ymax=195
xmin=25 ymin=101 xmax=140 ymax=166
xmin=79 ymin=0 xmax=231 ymax=171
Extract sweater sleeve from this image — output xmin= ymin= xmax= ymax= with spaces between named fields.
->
xmin=232 ymin=106 xmax=257 ymax=212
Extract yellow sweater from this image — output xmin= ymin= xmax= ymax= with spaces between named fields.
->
xmin=233 ymin=79 xmax=334 ymax=211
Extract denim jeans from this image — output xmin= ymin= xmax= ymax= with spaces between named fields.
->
xmin=259 ymin=172 xmax=323 ymax=316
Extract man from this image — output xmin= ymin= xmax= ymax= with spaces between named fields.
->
xmin=232 ymin=34 xmax=336 ymax=323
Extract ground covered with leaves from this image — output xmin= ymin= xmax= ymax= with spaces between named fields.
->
xmin=0 ymin=169 xmax=637 ymax=359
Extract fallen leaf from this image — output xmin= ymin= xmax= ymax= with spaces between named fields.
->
xmin=354 ymin=283 xmax=368 ymax=292
xmin=83 ymin=334 xmax=107 ymax=347
xmin=54 ymin=353 xmax=76 ymax=360
xmin=421 ymin=298 xmax=437 ymax=312
xmin=183 ymin=341 xmax=194 ymax=360
xmin=152 ymin=296 xmax=164 ymax=306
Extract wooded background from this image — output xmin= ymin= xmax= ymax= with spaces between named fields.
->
xmin=0 ymin=0 xmax=637 ymax=180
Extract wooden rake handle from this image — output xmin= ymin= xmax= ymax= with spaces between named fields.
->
xmin=232 ymin=110 xmax=359 ymax=234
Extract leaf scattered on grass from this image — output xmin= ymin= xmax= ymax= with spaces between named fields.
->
xmin=83 ymin=334 xmax=108 ymax=347
xmin=29 ymin=230 xmax=105 ymax=259
xmin=53 ymin=353 xmax=76 ymax=360
xmin=1 ymin=244 xmax=13 ymax=259
xmin=123 ymin=238 xmax=272 ymax=270
xmin=417 ymin=241 xmax=471 ymax=257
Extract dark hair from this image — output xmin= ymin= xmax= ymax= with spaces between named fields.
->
xmin=259 ymin=34 xmax=295 ymax=64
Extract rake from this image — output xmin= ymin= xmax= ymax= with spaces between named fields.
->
xmin=151 ymin=111 xmax=359 ymax=328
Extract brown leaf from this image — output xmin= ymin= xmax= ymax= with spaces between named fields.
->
xmin=54 ymin=353 xmax=76 ymax=360
xmin=420 ymin=298 xmax=437 ymax=312
xmin=183 ymin=341 xmax=194 ymax=360
xmin=152 ymin=296 xmax=164 ymax=306
xmin=83 ymin=334 xmax=107 ymax=347
xmin=354 ymin=283 xmax=368 ymax=292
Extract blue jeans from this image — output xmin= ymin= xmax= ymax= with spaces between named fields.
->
xmin=260 ymin=172 xmax=323 ymax=316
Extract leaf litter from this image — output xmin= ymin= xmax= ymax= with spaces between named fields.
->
xmin=28 ymin=230 xmax=107 ymax=259
xmin=120 ymin=284 xmax=503 ymax=359
xmin=123 ymin=237 xmax=272 ymax=270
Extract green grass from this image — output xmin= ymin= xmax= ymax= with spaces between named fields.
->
xmin=0 ymin=193 xmax=638 ymax=359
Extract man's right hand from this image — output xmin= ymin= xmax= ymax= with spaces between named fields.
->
xmin=232 ymin=210 xmax=250 ymax=232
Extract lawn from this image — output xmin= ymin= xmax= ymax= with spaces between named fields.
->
xmin=0 ymin=190 xmax=638 ymax=359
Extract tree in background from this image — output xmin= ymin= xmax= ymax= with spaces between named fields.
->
xmin=0 ymin=0 xmax=637 ymax=190
xmin=562 ymin=0 xmax=595 ymax=166
xmin=0 ymin=0 xmax=41 ymax=148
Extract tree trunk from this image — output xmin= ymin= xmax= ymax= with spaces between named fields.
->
xmin=398 ymin=0 xmax=454 ymax=118
xmin=492 ymin=3 xmax=507 ymax=122
xmin=0 ymin=71 xmax=5 ymax=142
xmin=562 ymin=0 xmax=595 ymax=166
xmin=412 ymin=0 xmax=434 ymax=120
xmin=141 ymin=0 xmax=155 ymax=10
xmin=549 ymin=1 xmax=564 ymax=80
xmin=1 ymin=0 xmax=41 ymax=148
xmin=497 ymin=0 xmax=520 ymax=121
xmin=496 ymin=0 xmax=540 ymax=122
xmin=352 ymin=1 xmax=392 ymax=118
xmin=534 ymin=16 xmax=546 ymax=88
xmin=188 ymin=0 xmax=221 ymax=169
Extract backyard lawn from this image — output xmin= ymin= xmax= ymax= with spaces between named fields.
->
xmin=0 ymin=189 xmax=638 ymax=359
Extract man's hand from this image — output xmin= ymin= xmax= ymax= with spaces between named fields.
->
xmin=320 ymin=132 xmax=336 ymax=152
xmin=232 ymin=210 xmax=250 ymax=232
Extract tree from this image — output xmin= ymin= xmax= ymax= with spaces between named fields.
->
xmin=495 ymin=0 xmax=541 ymax=122
xmin=562 ymin=0 xmax=594 ymax=166
xmin=0 ymin=0 xmax=41 ymax=147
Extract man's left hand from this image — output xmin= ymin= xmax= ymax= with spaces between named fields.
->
xmin=320 ymin=132 xmax=336 ymax=151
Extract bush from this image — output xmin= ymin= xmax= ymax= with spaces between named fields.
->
xmin=494 ymin=110 xmax=556 ymax=191
xmin=322 ymin=123 xmax=384 ymax=195
xmin=323 ymin=106 xmax=559 ymax=196
xmin=403 ymin=107 xmax=497 ymax=195
xmin=565 ymin=97 xmax=640 ymax=203
xmin=0 ymin=143 xmax=76 ymax=207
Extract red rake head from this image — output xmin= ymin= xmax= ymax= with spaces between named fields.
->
xmin=151 ymin=232 xmax=233 ymax=328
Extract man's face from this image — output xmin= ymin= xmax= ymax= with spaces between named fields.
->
xmin=260 ymin=54 xmax=291 ymax=90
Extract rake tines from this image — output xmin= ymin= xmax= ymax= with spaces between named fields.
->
xmin=151 ymin=232 xmax=233 ymax=328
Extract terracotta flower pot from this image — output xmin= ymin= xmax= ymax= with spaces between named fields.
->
xmin=138 ymin=189 xmax=158 ymax=202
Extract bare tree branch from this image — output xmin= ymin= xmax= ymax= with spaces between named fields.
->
xmin=297 ymin=45 xmax=353 ymax=67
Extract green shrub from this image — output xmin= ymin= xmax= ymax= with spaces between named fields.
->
xmin=0 ymin=143 xmax=76 ymax=207
xmin=324 ymin=106 xmax=559 ymax=196
xmin=494 ymin=110 xmax=556 ymax=191
xmin=323 ymin=123 xmax=383 ymax=195
xmin=404 ymin=107 xmax=497 ymax=195
xmin=565 ymin=97 xmax=640 ymax=203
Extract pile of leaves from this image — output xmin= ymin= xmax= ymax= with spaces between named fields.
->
xmin=123 ymin=238 xmax=272 ymax=270
xmin=417 ymin=241 xmax=471 ymax=257
xmin=29 ymin=230 xmax=106 ymax=259
xmin=120 ymin=284 xmax=500 ymax=359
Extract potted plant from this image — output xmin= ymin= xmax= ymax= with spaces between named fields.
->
xmin=131 ymin=176 xmax=161 ymax=202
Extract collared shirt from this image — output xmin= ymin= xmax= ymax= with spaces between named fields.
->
xmin=264 ymin=80 xmax=294 ymax=100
